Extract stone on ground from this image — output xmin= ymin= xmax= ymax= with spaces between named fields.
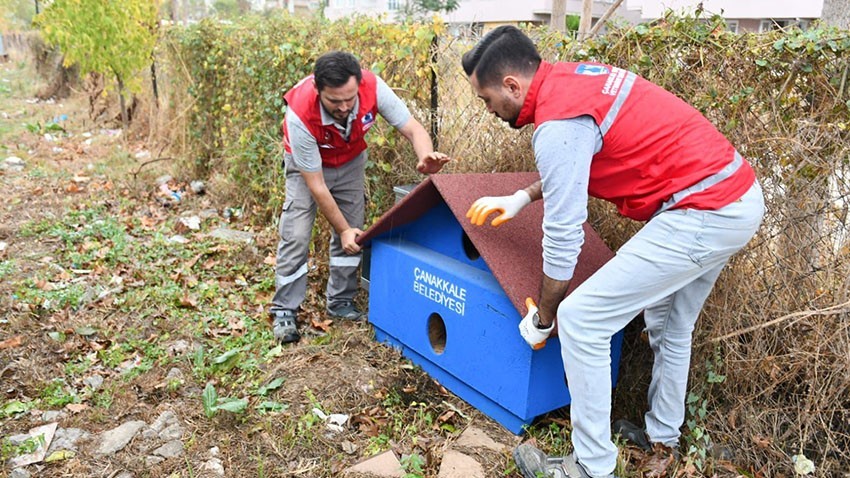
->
xmin=344 ymin=450 xmax=404 ymax=477
xmin=96 ymin=420 xmax=146 ymax=455
xmin=437 ymin=450 xmax=485 ymax=478
xmin=456 ymin=426 xmax=508 ymax=452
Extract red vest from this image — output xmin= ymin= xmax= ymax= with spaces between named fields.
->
xmin=282 ymin=70 xmax=379 ymax=168
xmin=515 ymin=61 xmax=755 ymax=221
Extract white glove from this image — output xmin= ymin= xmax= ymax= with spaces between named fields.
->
xmin=518 ymin=298 xmax=553 ymax=350
xmin=466 ymin=190 xmax=532 ymax=227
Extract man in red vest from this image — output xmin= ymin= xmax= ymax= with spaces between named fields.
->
xmin=462 ymin=27 xmax=764 ymax=478
xmin=272 ymin=51 xmax=450 ymax=343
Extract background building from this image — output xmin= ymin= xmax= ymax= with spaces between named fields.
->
xmin=625 ymin=0 xmax=823 ymax=32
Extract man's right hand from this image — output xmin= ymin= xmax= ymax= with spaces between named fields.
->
xmin=518 ymin=297 xmax=553 ymax=350
xmin=466 ymin=190 xmax=532 ymax=227
xmin=341 ymin=227 xmax=364 ymax=254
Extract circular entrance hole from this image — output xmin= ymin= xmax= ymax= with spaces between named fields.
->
xmin=428 ymin=313 xmax=447 ymax=355
xmin=461 ymin=232 xmax=480 ymax=261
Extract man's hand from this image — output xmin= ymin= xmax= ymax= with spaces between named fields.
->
xmin=416 ymin=152 xmax=451 ymax=175
xmin=341 ymin=227 xmax=364 ymax=254
xmin=466 ymin=190 xmax=532 ymax=227
xmin=518 ymin=297 xmax=553 ymax=350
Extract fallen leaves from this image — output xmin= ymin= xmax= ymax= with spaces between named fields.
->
xmin=310 ymin=316 xmax=333 ymax=332
xmin=0 ymin=335 xmax=24 ymax=349
xmin=65 ymin=403 xmax=89 ymax=414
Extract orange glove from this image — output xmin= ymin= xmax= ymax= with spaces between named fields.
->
xmin=518 ymin=297 xmax=553 ymax=350
xmin=466 ymin=190 xmax=532 ymax=227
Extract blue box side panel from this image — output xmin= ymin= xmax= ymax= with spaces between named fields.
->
xmin=373 ymin=329 xmax=532 ymax=434
xmin=375 ymin=202 xmax=491 ymax=273
xmin=368 ymin=239 xmax=573 ymax=421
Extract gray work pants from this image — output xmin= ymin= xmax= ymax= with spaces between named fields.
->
xmin=271 ymin=153 xmax=366 ymax=314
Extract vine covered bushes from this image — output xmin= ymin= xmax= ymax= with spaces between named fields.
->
xmin=162 ymin=14 xmax=440 ymax=217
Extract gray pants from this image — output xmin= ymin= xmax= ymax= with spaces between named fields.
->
xmin=559 ymin=182 xmax=765 ymax=477
xmin=271 ymin=153 xmax=366 ymax=314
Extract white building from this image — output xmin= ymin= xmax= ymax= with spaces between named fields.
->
xmin=325 ymin=0 xmax=641 ymax=28
xmin=323 ymin=0 xmax=824 ymax=33
xmin=625 ymin=0 xmax=824 ymax=32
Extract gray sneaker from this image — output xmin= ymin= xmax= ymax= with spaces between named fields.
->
xmin=271 ymin=310 xmax=300 ymax=344
xmin=327 ymin=300 xmax=363 ymax=320
xmin=513 ymin=444 xmax=616 ymax=478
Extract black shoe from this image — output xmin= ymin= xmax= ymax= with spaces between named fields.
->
xmin=271 ymin=310 xmax=300 ymax=344
xmin=613 ymin=419 xmax=652 ymax=451
xmin=326 ymin=300 xmax=363 ymax=320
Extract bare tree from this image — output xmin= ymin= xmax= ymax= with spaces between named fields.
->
xmin=821 ymin=0 xmax=850 ymax=29
xmin=551 ymin=0 xmax=566 ymax=33
xmin=578 ymin=0 xmax=592 ymax=40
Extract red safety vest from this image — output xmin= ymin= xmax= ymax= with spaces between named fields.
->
xmin=282 ymin=70 xmax=379 ymax=168
xmin=515 ymin=61 xmax=755 ymax=221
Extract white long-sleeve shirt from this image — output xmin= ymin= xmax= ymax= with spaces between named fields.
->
xmin=534 ymin=115 xmax=603 ymax=281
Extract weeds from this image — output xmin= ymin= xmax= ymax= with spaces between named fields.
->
xmin=400 ymin=453 xmax=426 ymax=478
xmin=201 ymin=383 xmax=248 ymax=419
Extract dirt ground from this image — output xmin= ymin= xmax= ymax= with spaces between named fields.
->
xmin=0 ymin=56 xmax=540 ymax=478
xmin=0 ymin=56 xmax=743 ymax=478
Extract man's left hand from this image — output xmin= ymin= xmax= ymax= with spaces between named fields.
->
xmin=416 ymin=152 xmax=451 ymax=174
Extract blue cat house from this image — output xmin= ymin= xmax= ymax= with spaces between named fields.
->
xmin=357 ymin=173 xmax=625 ymax=433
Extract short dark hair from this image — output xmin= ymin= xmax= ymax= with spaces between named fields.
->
xmin=461 ymin=26 xmax=541 ymax=88
xmin=314 ymin=51 xmax=362 ymax=91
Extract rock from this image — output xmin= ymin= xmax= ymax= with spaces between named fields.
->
xmin=209 ymin=227 xmax=254 ymax=243
xmin=199 ymin=209 xmax=218 ymax=220
xmin=344 ymin=450 xmax=403 ymax=477
xmin=83 ymin=374 xmax=104 ymax=391
xmin=114 ymin=473 xmax=134 ymax=478
xmin=10 ymin=468 xmax=31 ymax=478
xmin=202 ymin=458 xmax=225 ymax=476
xmin=437 ymin=450 xmax=485 ymax=478
xmin=145 ymin=455 xmax=164 ymax=467
xmin=178 ymin=216 xmax=201 ymax=231
xmin=167 ymin=341 xmax=190 ymax=356
xmin=48 ymin=428 xmax=90 ymax=453
xmin=152 ymin=440 xmax=183 ymax=459
xmin=8 ymin=433 xmax=33 ymax=446
xmin=190 ymin=180 xmax=206 ymax=195
xmin=96 ymin=420 xmax=147 ymax=455
xmin=166 ymin=367 xmax=184 ymax=380
xmin=455 ymin=426 xmax=507 ymax=452
xmin=341 ymin=440 xmax=357 ymax=455
xmin=2 ymin=156 xmax=24 ymax=172
xmin=150 ymin=411 xmax=177 ymax=433
xmin=158 ymin=423 xmax=183 ymax=441
xmin=41 ymin=410 xmax=64 ymax=422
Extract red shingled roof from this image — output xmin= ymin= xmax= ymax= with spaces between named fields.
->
xmin=358 ymin=172 xmax=614 ymax=316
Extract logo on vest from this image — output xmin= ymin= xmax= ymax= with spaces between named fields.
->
xmin=362 ymin=112 xmax=375 ymax=131
xmin=576 ymin=64 xmax=610 ymax=76
xmin=601 ymin=68 xmax=627 ymax=96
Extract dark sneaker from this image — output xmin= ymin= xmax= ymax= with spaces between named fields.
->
xmin=271 ymin=310 xmax=300 ymax=344
xmin=514 ymin=445 xmax=613 ymax=478
xmin=613 ymin=419 xmax=652 ymax=451
xmin=327 ymin=300 xmax=363 ymax=320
